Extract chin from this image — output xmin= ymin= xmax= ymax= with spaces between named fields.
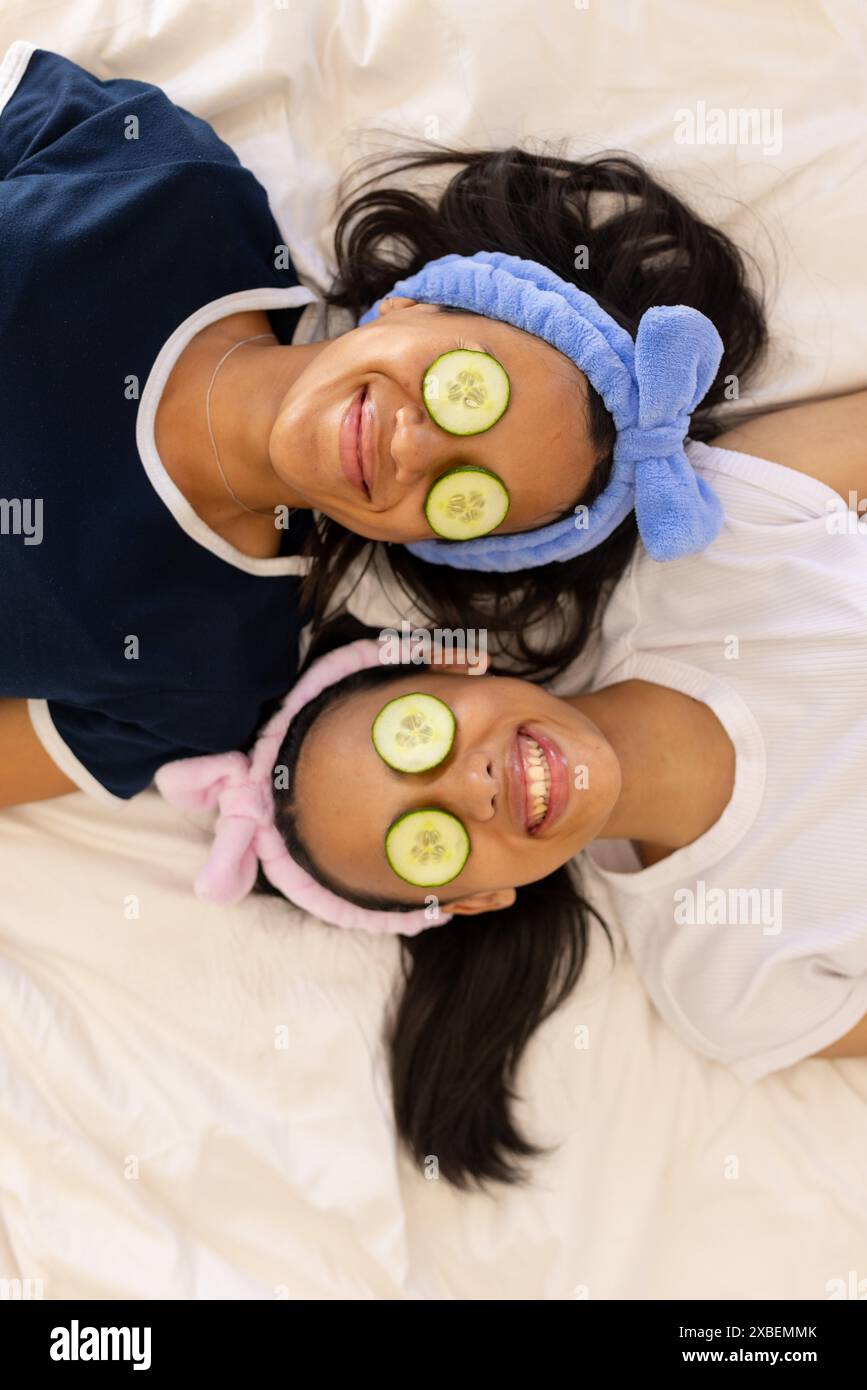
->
xmin=562 ymin=785 xmax=618 ymax=854
xmin=271 ymin=409 xmax=319 ymax=487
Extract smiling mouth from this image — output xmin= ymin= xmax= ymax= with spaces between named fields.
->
xmin=511 ymin=725 xmax=570 ymax=835
xmin=356 ymin=386 xmax=368 ymax=489
xmin=518 ymin=730 xmax=551 ymax=830
xmin=339 ymin=386 xmax=369 ymax=496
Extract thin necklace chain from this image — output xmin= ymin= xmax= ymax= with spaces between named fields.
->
xmin=204 ymin=332 xmax=282 ymax=519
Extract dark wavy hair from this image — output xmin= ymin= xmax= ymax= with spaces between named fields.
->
xmin=299 ymin=145 xmax=768 ymax=678
xmin=256 ymin=614 xmax=613 ymax=1189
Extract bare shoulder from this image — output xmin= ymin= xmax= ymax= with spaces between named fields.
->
xmin=712 ymin=389 xmax=867 ymax=503
xmin=0 ymin=699 xmax=77 ymax=808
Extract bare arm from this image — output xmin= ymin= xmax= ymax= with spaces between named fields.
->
xmin=0 ymin=699 xmax=77 ymax=808
xmin=812 ymin=1011 xmax=867 ymax=1061
xmin=714 ymin=388 xmax=867 ymax=504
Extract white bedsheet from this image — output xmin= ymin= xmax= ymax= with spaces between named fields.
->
xmin=2 ymin=0 xmax=866 ymax=1299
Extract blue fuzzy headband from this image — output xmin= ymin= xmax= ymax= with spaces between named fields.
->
xmin=358 ymin=250 xmax=725 ymax=572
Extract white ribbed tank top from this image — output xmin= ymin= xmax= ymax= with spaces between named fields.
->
xmin=583 ymin=440 xmax=867 ymax=1081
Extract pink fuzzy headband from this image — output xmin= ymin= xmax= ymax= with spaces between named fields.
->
xmin=155 ymin=640 xmax=447 ymax=936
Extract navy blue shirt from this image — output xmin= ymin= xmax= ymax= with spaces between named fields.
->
xmin=1 ymin=44 xmax=317 ymax=799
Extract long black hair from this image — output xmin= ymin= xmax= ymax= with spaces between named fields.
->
xmin=257 ymin=614 xmax=613 ymax=1188
xmin=300 ymin=145 xmax=768 ymax=678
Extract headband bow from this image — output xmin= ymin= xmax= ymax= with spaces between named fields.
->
xmin=155 ymin=641 xmax=444 ymax=936
xmin=359 ymin=251 xmax=724 ymax=572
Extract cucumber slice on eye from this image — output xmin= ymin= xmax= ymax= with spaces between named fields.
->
xmin=372 ymin=693 xmax=456 ymax=773
xmin=422 ymin=349 xmax=510 ymax=436
xmin=385 ymin=808 xmax=471 ymax=888
xmin=424 ymin=465 xmax=511 ymax=541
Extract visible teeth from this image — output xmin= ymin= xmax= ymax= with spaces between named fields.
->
xmin=530 ymin=785 xmax=549 ymax=827
xmin=521 ymin=731 xmax=552 ymax=829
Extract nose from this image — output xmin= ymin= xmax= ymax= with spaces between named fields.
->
xmin=437 ymin=746 xmax=498 ymax=823
xmin=390 ymin=402 xmax=456 ymax=487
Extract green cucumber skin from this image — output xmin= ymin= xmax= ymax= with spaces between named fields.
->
xmin=421 ymin=350 xmax=510 ymax=437
xmin=371 ymin=693 xmax=456 ymax=774
xmin=423 ymin=465 xmax=511 ymax=542
xmin=384 ymin=807 xmax=471 ymax=888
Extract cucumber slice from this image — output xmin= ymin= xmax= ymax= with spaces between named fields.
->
xmin=422 ymin=349 xmax=510 ymax=436
xmin=424 ymin=466 xmax=510 ymax=541
xmin=385 ymin=808 xmax=471 ymax=888
xmin=372 ymin=693 xmax=456 ymax=773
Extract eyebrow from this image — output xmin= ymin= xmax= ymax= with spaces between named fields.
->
xmin=460 ymin=335 xmax=498 ymax=361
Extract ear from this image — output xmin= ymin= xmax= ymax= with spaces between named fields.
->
xmin=377 ymin=295 xmax=419 ymax=316
xmin=445 ymin=886 xmax=517 ymax=917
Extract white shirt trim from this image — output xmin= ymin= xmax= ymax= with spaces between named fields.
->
xmin=686 ymin=438 xmax=846 ymax=517
xmin=727 ymin=976 xmax=867 ymax=1083
xmin=27 ymin=699 xmax=126 ymax=806
xmin=135 ymin=285 xmax=320 ymax=576
xmin=0 ymin=40 xmax=35 ymax=119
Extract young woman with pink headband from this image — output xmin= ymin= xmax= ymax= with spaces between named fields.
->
xmin=159 ymin=370 xmax=867 ymax=1185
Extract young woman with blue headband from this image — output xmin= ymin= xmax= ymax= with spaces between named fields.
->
xmin=160 ymin=355 xmax=867 ymax=1185
xmin=2 ymin=43 xmax=769 ymax=808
